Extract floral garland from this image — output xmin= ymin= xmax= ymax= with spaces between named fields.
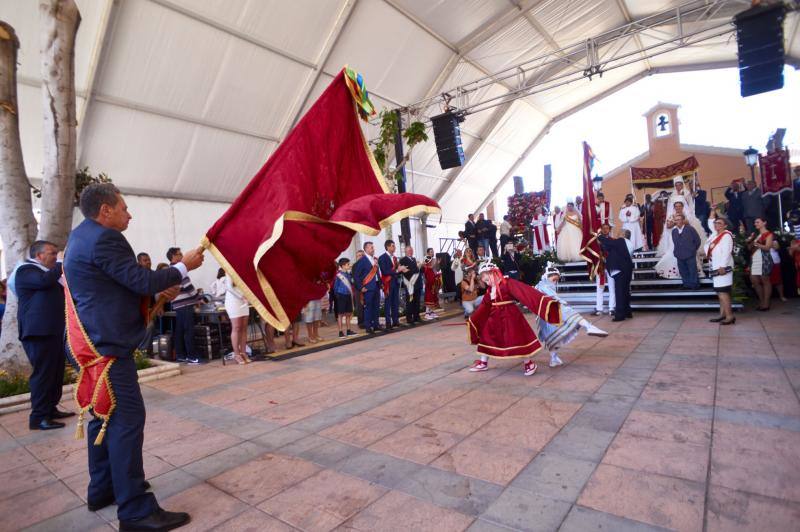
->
xmin=507 ymin=191 xmax=549 ymax=233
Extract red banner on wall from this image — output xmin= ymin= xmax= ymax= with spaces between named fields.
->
xmin=758 ymin=148 xmax=792 ymax=196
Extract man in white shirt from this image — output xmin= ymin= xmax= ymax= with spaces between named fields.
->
xmin=499 ymin=216 xmax=513 ymax=251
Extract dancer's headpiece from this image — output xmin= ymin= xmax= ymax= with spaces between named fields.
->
xmin=544 ymin=262 xmax=561 ymax=278
xmin=478 ymin=262 xmax=499 ymax=275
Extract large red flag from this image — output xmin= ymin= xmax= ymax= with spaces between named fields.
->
xmin=579 ymin=142 xmax=602 ymax=281
xmin=203 ymin=68 xmax=440 ymax=330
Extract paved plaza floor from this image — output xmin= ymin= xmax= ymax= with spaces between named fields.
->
xmin=1 ymin=306 xmax=799 ymax=531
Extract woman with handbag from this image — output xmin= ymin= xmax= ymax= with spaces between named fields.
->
xmin=747 ymin=217 xmax=774 ymax=311
xmin=705 ymin=218 xmax=735 ymax=325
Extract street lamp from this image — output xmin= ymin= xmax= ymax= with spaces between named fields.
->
xmin=743 ymin=146 xmax=758 ymax=182
xmin=592 ymin=174 xmax=603 ymax=191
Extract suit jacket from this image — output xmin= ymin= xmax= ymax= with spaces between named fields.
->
xmin=724 ymin=187 xmax=743 ymax=217
xmin=694 ymin=190 xmax=710 ymax=217
xmin=63 ymin=219 xmax=183 ymax=358
xmin=501 ymin=252 xmax=520 ymax=273
xmin=464 ymin=221 xmax=477 ymax=241
xmin=15 ymin=262 xmax=65 ymax=340
xmin=671 ymin=225 xmax=701 ymax=260
xmin=352 ymin=254 xmax=379 ymax=292
xmin=599 ymin=235 xmax=633 ymax=275
xmin=378 ymin=253 xmax=401 ymax=287
xmin=399 ymin=256 xmax=422 ymax=289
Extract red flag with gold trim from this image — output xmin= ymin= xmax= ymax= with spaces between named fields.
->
xmin=579 ymin=142 xmax=602 ymax=281
xmin=203 ymin=68 xmax=440 ymax=330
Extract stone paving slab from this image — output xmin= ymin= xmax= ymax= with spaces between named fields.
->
xmin=2 ymin=305 xmax=800 ymax=531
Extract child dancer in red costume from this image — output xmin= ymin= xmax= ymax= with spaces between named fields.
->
xmin=467 ymin=263 xmax=562 ymax=376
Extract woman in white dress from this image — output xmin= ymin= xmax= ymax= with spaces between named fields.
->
xmin=224 ymin=275 xmax=251 ymax=365
xmin=555 ymin=202 xmax=583 ymax=262
xmin=655 ymin=176 xmax=707 ymax=279
xmin=618 ymin=194 xmax=644 ymax=251
xmin=704 ymin=217 xmax=735 ymax=324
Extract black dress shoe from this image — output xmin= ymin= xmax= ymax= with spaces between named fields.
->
xmin=29 ymin=419 xmax=65 ymax=431
xmin=365 ymin=328 xmax=374 ymax=334
xmin=50 ymin=409 xmax=76 ymax=419
xmin=709 ymin=316 xmax=725 ymax=323
xmin=89 ymin=482 xmax=152 ymax=512
xmin=119 ymin=507 xmax=190 ymax=531
xmin=612 ymin=317 xmax=626 ymax=322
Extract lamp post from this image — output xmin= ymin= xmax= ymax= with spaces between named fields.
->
xmin=743 ymin=146 xmax=758 ymax=184
xmin=592 ymin=175 xmax=603 ymax=191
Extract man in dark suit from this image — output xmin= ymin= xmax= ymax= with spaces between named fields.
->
xmin=694 ymin=186 xmax=711 ymax=236
xmin=486 ymin=219 xmax=499 ymax=258
xmin=64 ymin=183 xmax=203 ymax=530
xmin=599 ymin=227 xmax=634 ymax=322
xmin=14 ymin=240 xmax=71 ymax=430
xmin=399 ymin=246 xmax=422 ymax=324
xmin=352 ymin=242 xmax=381 ymax=333
xmin=378 ymin=240 xmax=407 ymax=330
xmin=725 ymin=180 xmax=744 ymax=234
xmin=464 ymin=214 xmax=478 ymax=254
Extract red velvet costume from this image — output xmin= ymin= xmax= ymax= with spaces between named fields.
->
xmin=468 ymin=277 xmax=561 ymax=358
xmin=423 ymin=261 xmax=441 ymax=308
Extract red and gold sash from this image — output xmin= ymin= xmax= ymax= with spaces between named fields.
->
xmin=381 ymin=256 xmax=397 ymax=295
xmin=64 ymin=276 xmax=116 ymax=445
xmin=707 ymin=230 xmax=732 ymax=257
xmin=360 ymin=261 xmax=379 ymax=303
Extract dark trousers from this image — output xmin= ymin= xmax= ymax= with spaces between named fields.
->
xmin=384 ymin=283 xmax=400 ymax=326
xmin=173 ymin=306 xmax=196 ymax=358
xmin=677 ymin=256 xmax=699 ymax=289
xmin=363 ymin=288 xmax=380 ymax=330
xmin=612 ymin=271 xmax=632 ymax=320
xmin=22 ymin=335 xmax=64 ymax=424
xmin=405 ymin=284 xmax=422 ymax=323
xmin=488 ymin=239 xmax=499 ymax=259
xmin=467 ymin=238 xmax=478 ymax=255
xmin=87 ymin=357 xmax=155 ymax=521
xmin=354 ymin=291 xmax=364 ymax=325
xmin=743 ymin=217 xmax=757 ymax=235
xmin=645 ymin=218 xmax=654 ymax=249
xmin=499 ymin=235 xmax=511 ymax=252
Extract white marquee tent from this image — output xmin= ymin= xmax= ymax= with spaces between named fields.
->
xmin=2 ymin=0 xmax=798 ymax=288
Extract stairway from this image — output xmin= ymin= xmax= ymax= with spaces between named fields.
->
xmin=556 ymin=250 xmax=743 ymax=312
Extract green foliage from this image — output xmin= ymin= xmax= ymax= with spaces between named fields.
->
xmin=403 ymin=121 xmax=428 ymax=147
xmin=0 ymin=363 xmax=78 ymax=398
xmin=134 ymin=350 xmax=152 ymax=371
xmin=29 ymin=166 xmax=112 ymax=204
xmin=732 ymin=232 xmax=750 ymax=302
xmin=372 ymin=108 xmax=428 ymax=185
xmin=0 ymin=371 xmax=29 ymax=398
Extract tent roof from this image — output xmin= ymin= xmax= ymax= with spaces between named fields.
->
xmin=3 ymin=0 xmax=798 ymax=223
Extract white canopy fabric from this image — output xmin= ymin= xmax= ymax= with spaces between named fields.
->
xmin=3 ymin=0 xmax=799 ymax=225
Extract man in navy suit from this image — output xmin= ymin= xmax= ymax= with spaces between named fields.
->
xmin=599 ymin=227 xmax=634 ymax=322
xmin=353 ymin=241 xmax=381 ymax=333
xmin=64 ymin=183 xmax=203 ymax=531
xmin=378 ymin=239 xmax=407 ymax=330
xmin=14 ymin=240 xmax=71 ymax=430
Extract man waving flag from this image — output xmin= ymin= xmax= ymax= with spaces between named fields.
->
xmin=203 ymin=68 xmax=440 ymax=330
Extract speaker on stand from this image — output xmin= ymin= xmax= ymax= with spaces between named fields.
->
xmin=734 ymin=3 xmax=786 ymax=97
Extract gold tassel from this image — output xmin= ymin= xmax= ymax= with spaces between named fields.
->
xmin=93 ymin=419 xmax=108 ymax=445
xmin=74 ymin=411 xmax=85 ymax=440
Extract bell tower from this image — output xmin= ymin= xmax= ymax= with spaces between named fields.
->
xmin=643 ymin=103 xmax=680 ymax=154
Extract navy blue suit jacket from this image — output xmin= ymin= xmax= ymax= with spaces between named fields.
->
xmin=64 ymin=219 xmax=182 ymax=358
xmin=378 ymin=253 xmax=401 ymax=287
xmin=599 ymin=235 xmax=634 ymax=275
xmin=16 ymin=262 xmax=65 ymax=340
xmin=352 ymin=255 xmax=379 ymax=292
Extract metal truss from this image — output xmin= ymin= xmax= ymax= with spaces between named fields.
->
xmin=404 ymin=0 xmax=755 ymax=121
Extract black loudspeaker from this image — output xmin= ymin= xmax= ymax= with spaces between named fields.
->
xmin=734 ymin=3 xmax=786 ymax=97
xmin=432 ymin=112 xmax=465 ymax=169
xmin=436 ymin=252 xmax=456 ymax=293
